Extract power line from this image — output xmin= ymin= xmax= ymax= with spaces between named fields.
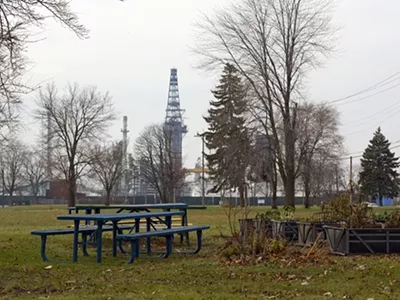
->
xmin=327 ymin=69 xmax=400 ymax=104
xmin=341 ymin=143 xmax=400 ymax=161
xmin=344 ymin=105 xmax=400 ymax=136
xmin=333 ymin=81 xmax=400 ymax=106
xmin=343 ymin=101 xmax=400 ymax=127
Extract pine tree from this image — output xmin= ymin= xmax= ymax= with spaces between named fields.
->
xmin=203 ymin=63 xmax=251 ymax=207
xmin=359 ymin=127 xmax=400 ymax=206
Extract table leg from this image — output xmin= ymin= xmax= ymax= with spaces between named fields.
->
xmin=96 ymin=221 xmax=103 ymax=263
xmin=135 ymin=218 xmax=140 ymax=257
xmin=166 ymin=216 xmax=172 ymax=228
xmin=112 ymin=221 xmax=117 ymax=257
xmin=181 ymin=208 xmax=189 ymax=245
xmin=146 ymin=218 xmax=151 ymax=254
xmin=73 ymin=219 xmax=80 ymax=262
xmin=85 ymin=208 xmax=91 ymax=225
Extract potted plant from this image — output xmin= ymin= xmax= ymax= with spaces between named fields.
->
xmin=239 ymin=210 xmax=280 ymax=242
xmin=324 ymin=195 xmax=400 ymax=255
xmin=271 ymin=206 xmax=299 ymax=242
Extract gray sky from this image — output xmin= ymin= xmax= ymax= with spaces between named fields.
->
xmin=20 ymin=0 xmax=400 ymax=168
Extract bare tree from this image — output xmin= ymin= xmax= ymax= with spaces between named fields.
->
xmin=89 ymin=141 xmax=125 ymax=206
xmin=36 ymin=83 xmax=115 ymax=207
xmin=295 ymin=102 xmax=343 ymax=207
xmin=1 ymin=139 xmax=26 ymax=196
xmin=23 ymin=151 xmax=48 ymax=197
xmin=194 ymin=0 xmax=336 ymax=206
xmin=300 ymin=153 xmax=345 ymax=205
xmin=134 ymin=124 xmax=185 ymax=203
xmin=0 ymin=1 xmax=88 ymax=135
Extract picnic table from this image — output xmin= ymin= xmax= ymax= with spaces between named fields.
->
xmin=57 ymin=211 xmax=184 ymax=263
xmin=68 ymin=203 xmax=188 ymax=225
xmin=68 ymin=203 xmax=188 ymax=214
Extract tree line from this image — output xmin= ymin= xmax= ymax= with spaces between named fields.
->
xmin=0 ymin=0 xmax=398 ymax=209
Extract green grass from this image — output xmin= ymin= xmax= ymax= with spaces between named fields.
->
xmin=0 ymin=205 xmax=400 ymax=299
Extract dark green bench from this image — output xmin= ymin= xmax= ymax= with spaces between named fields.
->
xmin=116 ymin=225 xmax=210 ymax=264
xmin=31 ymin=225 xmax=132 ymax=262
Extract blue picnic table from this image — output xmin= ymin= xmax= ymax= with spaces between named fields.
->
xmin=68 ymin=203 xmax=188 ymax=226
xmin=68 ymin=203 xmax=188 ymax=215
xmin=57 ymin=211 xmax=184 ymax=263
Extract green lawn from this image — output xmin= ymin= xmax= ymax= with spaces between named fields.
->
xmin=0 ymin=205 xmax=399 ymax=299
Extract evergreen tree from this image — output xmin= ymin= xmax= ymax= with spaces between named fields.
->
xmin=359 ymin=127 xmax=400 ymax=206
xmin=203 ymin=63 xmax=251 ymax=207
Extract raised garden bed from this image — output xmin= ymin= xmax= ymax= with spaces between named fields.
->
xmin=297 ymin=222 xmax=337 ymax=246
xmin=271 ymin=220 xmax=298 ymax=242
xmin=239 ymin=218 xmax=272 ymax=242
xmin=324 ymin=225 xmax=400 ymax=255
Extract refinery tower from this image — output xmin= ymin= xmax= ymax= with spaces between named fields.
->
xmin=164 ymin=68 xmax=187 ymax=168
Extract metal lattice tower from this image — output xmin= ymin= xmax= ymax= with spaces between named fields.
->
xmin=164 ymin=68 xmax=187 ymax=165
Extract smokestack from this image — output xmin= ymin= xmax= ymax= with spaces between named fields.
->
xmin=121 ymin=116 xmax=129 ymax=201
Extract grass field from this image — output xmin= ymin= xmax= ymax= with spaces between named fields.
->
xmin=0 ymin=205 xmax=400 ymax=299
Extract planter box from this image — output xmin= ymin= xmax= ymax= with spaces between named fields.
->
xmin=297 ymin=222 xmax=336 ymax=246
xmin=324 ymin=225 xmax=400 ymax=255
xmin=271 ymin=220 xmax=298 ymax=242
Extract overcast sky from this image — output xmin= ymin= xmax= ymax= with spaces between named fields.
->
xmin=20 ymin=0 xmax=400 ymax=168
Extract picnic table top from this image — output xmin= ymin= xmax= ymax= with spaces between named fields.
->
xmin=68 ymin=203 xmax=188 ymax=210
xmin=58 ymin=211 xmax=185 ymax=222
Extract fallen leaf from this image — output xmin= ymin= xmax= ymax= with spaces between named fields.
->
xmin=44 ymin=265 xmax=52 ymax=270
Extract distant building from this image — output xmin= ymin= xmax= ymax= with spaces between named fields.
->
xmin=45 ymin=180 xmax=86 ymax=200
xmin=253 ymin=134 xmax=275 ymax=183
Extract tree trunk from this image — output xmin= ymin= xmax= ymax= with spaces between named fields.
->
xmin=105 ymin=190 xmax=111 ymax=206
xmin=271 ymin=172 xmax=278 ymax=209
xmin=304 ymin=183 xmax=311 ymax=209
xmin=68 ymin=180 xmax=76 ymax=207
xmin=285 ymin=174 xmax=296 ymax=208
xmin=284 ymin=118 xmax=296 ymax=208
xmin=303 ymin=175 xmax=311 ymax=209
xmin=379 ymin=195 xmax=383 ymax=207
xmin=239 ymin=184 xmax=245 ymax=207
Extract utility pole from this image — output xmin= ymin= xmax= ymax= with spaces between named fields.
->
xmin=201 ymin=135 xmax=205 ymax=207
xmin=349 ymin=156 xmax=353 ymax=202
xmin=195 ymin=133 xmax=205 ymax=207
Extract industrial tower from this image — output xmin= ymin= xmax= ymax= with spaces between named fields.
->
xmin=164 ymin=68 xmax=187 ymax=165
xmin=121 ymin=116 xmax=129 ymax=200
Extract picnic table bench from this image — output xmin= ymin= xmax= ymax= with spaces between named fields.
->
xmin=31 ymin=224 xmax=132 ymax=262
xmin=117 ymin=225 xmax=210 ymax=264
